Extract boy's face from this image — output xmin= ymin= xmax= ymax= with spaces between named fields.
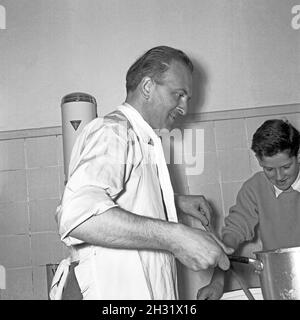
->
xmin=257 ymin=152 xmax=300 ymax=191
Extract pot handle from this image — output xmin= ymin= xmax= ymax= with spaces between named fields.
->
xmin=230 ymin=266 xmax=255 ymax=300
xmin=228 ymin=255 xmax=263 ymax=272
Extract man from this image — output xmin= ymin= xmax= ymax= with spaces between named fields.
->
xmin=52 ymin=46 xmax=232 ymax=300
xmin=197 ymin=119 xmax=300 ymax=300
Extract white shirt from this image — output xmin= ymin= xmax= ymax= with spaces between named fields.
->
xmin=55 ymin=104 xmax=178 ymax=299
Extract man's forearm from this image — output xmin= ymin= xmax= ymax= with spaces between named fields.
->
xmin=69 ymin=206 xmax=179 ymax=253
xmin=69 ymin=205 xmax=233 ymax=272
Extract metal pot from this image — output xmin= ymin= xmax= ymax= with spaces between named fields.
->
xmin=229 ymin=246 xmax=300 ymax=300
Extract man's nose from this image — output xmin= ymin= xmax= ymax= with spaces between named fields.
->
xmin=176 ymin=101 xmax=188 ymax=116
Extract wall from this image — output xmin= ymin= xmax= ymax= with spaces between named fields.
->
xmin=0 ymin=132 xmax=67 ymax=299
xmin=1 ymin=103 xmax=300 ymax=299
xmin=1 ymin=0 xmax=300 ymax=132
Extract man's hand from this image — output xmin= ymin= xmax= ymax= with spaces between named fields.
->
xmin=171 ymin=224 xmax=234 ymax=272
xmin=173 ymin=194 xmax=234 ymax=271
xmin=175 ymin=194 xmax=213 ymax=228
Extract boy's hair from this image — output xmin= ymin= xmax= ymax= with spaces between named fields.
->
xmin=126 ymin=46 xmax=193 ymax=93
xmin=251 ymin=119 xmax=300 ymax=158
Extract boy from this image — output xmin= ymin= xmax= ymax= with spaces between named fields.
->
xmin=197 ymin=119 xmax=300 ymax=300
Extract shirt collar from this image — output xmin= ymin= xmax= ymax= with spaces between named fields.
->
xmin=122 ymin=102 xmax=157 ymax=145
xmin=274 ymin=169 xmax=300 ymax=198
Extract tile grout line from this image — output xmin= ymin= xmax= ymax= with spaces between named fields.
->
xmin=212 ymin=120 xmax=226 ymax=236
xmin=23 ymin=138 xmax=35 ymax=297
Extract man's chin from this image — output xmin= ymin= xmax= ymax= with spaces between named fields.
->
xmin=168 ymin=120 xmax=180 ymax=130
xmin=162 ymin=121 xmax=173 ymax=131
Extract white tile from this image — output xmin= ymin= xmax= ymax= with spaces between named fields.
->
xmin=0 ymin=267 xmax=34 ymax=300
xmin=56 ymin=135 xmax=64 ymax=166
xmin=27 ymin=167 xmax=60 ymax=200
xmin=33 ymin=266 xmax=49 ymax=300
xmin=185 ymin=152 xmax=219 ymax=183
xmin=29 ymin=199 xmax=60 ymax=232
xmin=0 ymin=170 xmax=27 ymax=202
xmin=215 ymin=119 xmax=247 ymax=150
xmin=25 ymin=136 xmax=58 ymax=168
xmin=221 ymin=181 xmax=244 ymax=217
xmin=0 ymin=139 xmax=25 ymax=171
xmin=217 ymin=149 xmax=251 ymax=182
xmin=0 ymin=202 xmax=29 ymax=235
xmin=31 ymin=232 xmax=68 ymax=266
xmin=0 ymin=235 xmax=31 ymax=268
xmin=58 ymin=165 xmax=66 ymax=196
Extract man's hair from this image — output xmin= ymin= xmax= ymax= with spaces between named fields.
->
xmin=126 ymin=46 xmax=193 ymax=93
xmin=251 ymin=119 xmax=300 ymax=158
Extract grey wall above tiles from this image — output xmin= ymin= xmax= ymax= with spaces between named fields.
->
xmin=1 ymin=103 xmax=300 ymax=299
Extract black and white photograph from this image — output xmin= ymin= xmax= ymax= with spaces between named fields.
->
xmin=1 ymin=0 xmax=300 ymax=305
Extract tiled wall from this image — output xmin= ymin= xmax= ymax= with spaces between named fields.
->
xmin=1 ymin=105 xmax=300 ymax=300
xmin=0 ymin=135 xmax=68 ymax=299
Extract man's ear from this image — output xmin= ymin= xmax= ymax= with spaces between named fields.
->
xmin=140 ymin=77 xmax=154 ymax=100
xmin=297 ymin=152 xmax=300 ymax=164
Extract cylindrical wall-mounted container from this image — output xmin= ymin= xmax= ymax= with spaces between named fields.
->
xmin=61 ymin=92 xmax=97 ymax=184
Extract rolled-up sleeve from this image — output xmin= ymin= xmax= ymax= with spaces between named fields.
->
xmin=56 ymin=118 xmax=133 ymax=245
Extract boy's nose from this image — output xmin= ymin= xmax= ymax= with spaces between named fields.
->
xmin=275 ymin=169 xmax=284 ymax=181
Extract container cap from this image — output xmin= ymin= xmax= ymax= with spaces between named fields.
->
xmin=61 ymin=92 xmax=97 ymax=106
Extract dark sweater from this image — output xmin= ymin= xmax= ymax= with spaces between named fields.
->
xmin=222 ymin=172 xmax=300 ymax=251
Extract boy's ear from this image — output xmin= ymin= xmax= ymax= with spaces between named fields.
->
xmin=297 ymin=152 xmax=300 ymax=163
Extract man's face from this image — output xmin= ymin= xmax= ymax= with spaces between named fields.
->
xmin=148 ymin=60 xmax=193 ymax=130
xmin=257 ymin=151 xmax=300 ymax=191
